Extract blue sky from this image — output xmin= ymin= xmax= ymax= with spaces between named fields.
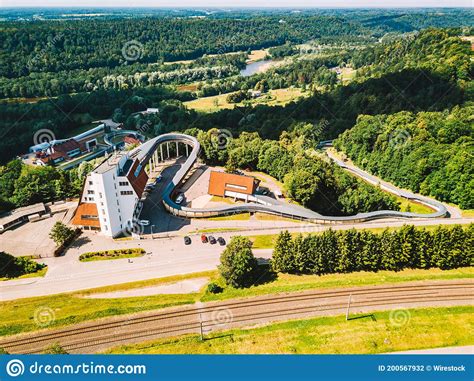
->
xmin=1 ymin=1 xmax=472 ymax=8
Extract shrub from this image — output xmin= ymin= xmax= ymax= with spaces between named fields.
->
xmin=43 ymin=343 xmax=68 ymax=354
xmin=0 ymin=252 xmax=45 ymax=279
xmin=207 ymin=282 xmax=224 ymax=294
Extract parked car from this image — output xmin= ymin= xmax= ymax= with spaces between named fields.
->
xmin=201 ymin=234 xmax=208 ymax=243
xmin=155 ymin=175 xmax=163 ymax=183
xmin=208 ymin=235 xmax=216 ymax=245
xmin=139 ymin=220 xmax=150 ymax=226
xmin=175 ymin=193 xmax=184 ymax=204
xmin=145 ymin=184 xmax=155 ymax=191
xmin=217 ymin=237 xmax=226 ymax=246
xmin=184 ymin=236 xmax=191 ymax=245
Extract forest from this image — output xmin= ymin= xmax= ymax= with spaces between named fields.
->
xmin=334 ymin=104 xmax=474 ymax=209
xmin=185 ymin=126 xmax=399 ymax=216
xmin=0 ymin=11 xmax=472 ymax=213
xmin=272 ymin=224 xmax=473 ymax=275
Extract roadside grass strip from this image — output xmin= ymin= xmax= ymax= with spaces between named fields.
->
xmin=106 ymin=306 xmax=474 ymax=354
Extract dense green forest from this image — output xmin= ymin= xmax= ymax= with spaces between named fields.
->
xmin=0 ymin=10 xmax=472 ymax=212
xmin=186 ymin=126 xmax=399 ymax=216
xmin=334 ymin=104 xmax=474 ymax=209
xmin=0 ymin=16 xmax=366 ymax=78
xmin=1 ymin=29 xmax=469 ymax=164
xmin=272 ymin=224 xmax=473 ymax=275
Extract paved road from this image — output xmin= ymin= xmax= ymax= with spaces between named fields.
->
xmin=2 ymin=280 xmax=471 ymax=354
xmin=2 ymin=215 xmax=473 ymax=301
xmin=325 ymin=149 xmax=462 ymax=218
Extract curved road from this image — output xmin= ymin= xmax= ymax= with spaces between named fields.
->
xmin=137 ymin=133 xmax=449 ymax=225
xmin=1 ymin=280 xmax=472 ymax=354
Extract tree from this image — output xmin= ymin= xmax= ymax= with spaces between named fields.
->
xmin=49 ymin=222 xmax=75 ymax=247
xmin=272 ymin=231 xmax=294 ymax=273
xmin=0 ymin=347 xmax=9 ymax=354
xmin=218 ymin=236 xmax=258 ymax=288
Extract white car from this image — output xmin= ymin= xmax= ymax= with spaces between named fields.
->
xmin=175 ymin=194 xmax=184 ymax=204
xmin=139 ymin=220 xmax=150 ymax=226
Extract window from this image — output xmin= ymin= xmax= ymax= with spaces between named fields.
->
xmin=226 ymin=183 xmax=247 ymax=191
xmin=102 ymin=209 xmax=105 ymax=215
xmin=89 ymin=181 xmax=93 ymax=185
xmin=87 ymin=190 xmax=95 ymax=194
xmin=81 ymin=215 xmax=99 ymax=220
xmin=120 ymin=191 xmax=133 ymax=195
xmin=119 ymin=181 xmax=129 ymax=186
xmin=99 ymin=193 xmax=103 ymax=198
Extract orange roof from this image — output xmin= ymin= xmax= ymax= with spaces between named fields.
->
xmin=72 ymin=203 xmax=101 ymax=227
xmin=208 ymin=171 xmax=259 ymax=197
xmin=127 ymin=159 xmax=148 ymax=198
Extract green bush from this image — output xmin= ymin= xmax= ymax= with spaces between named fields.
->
xmin=79 ymin=248 xmax=145 ymax=261
xmin=0 ymin=252 xmax=45 ymax=279
xmin=207 ymin=282 xmax=224 ymax=294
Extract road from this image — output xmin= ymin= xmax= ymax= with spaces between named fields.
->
xmin=1 ymin=280 xmax=472 ymax=354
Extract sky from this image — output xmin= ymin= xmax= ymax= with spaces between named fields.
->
xmin=0 ymin=0 xmax=472 ymax=8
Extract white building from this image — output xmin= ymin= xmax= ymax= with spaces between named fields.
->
xmin=72 ymin=151 xmax=149 ymax=237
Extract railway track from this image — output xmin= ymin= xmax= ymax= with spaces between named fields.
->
xmin=1 ymin=281 xmax=472 ymax=354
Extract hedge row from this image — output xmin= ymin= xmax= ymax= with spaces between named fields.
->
xmin=79 ymin=248 xmax=145 ymax=261
xmin=272 ymin=224 xmax=473 ymax=275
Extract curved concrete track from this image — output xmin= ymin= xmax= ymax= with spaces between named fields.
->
xmin=1 ymin=280 xmax=471 ymax=354
xmin=137 ymin=133 xmax=448 ymax=224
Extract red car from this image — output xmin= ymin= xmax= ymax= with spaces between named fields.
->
xmin=201 ymin=234 xmax=208 ymax=243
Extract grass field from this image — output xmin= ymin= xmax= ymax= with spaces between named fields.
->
xmin=249 ymin=223 xmax=473 ymax=249
xmin=2 ymin=267 xmax=472 ymax=338
xmin=107 ymin=306 xmax=474 ymax=354
xmin=195 ymin=228 xmax=243 ymax=234
xmin=201 ymin=267 xmax=474 ymax=303
xmin=0 ymin=271 xmax=212 ymax=337
xmin=206 ymin=213 xmax=251 ymax=221
xmin=247 ymin=49 xmax=268 ymax=63
xmin=183 ymin=88 xmax=308 ymax=113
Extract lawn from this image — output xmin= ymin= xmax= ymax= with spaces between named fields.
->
xmin=201 ymin=267 xmax=474 ymax=303
xmin=206 ymin=213 xmax=251 ymax=221
xmin=249 ymin=223 xmax=473 ymax=249
xmin=1 ymin=267 xmax=472 ymax=337
xmin=0 ymin=271 xmax=213 ymax=337
xmin=247 ymin=49 xmax=269 ymax=63
xmin=183 ymin=88 xmax=308 ymax=113
xmin=254 ymin=213 xmax=304 ymax=224
xmin=107 ymin=306 xmax=474 ymax=354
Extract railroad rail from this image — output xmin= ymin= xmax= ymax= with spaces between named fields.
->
xmin=2 ymin=281 xmax=472 ymax=354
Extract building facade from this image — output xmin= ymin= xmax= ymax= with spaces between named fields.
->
xmin=72 ymin=152 xmax=148 ymax=237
